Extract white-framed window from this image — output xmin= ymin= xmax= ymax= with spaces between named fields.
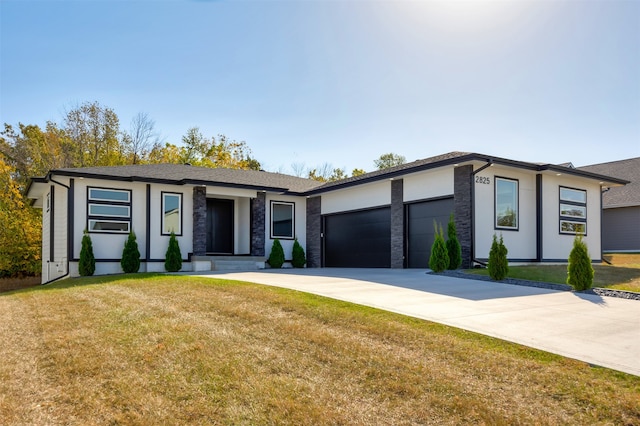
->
xmin=495 ymin=177 xmax=518 ymax=230
xmin=87 ymin=187 xmax=131 ymax=234
xmin=559 ymin=186 xmax=587 ymax=235
xmin=162 ymin=192 xmax=183 ymax=235
xmin=271 ymin=201 xmax=294 ymax=239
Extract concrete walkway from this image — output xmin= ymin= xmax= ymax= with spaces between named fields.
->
xmin=189 ymin=268 xmax=640 ymax=376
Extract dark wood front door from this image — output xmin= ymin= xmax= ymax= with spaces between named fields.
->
xmin=206 ymin=199 xmax=234 ymax=254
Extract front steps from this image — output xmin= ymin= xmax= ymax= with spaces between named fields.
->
xmin=191 ymin=256 xmax=266 ymax=272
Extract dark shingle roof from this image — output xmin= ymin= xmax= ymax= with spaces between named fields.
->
xmin=50 ymin=164 xmax=325 ymax=194
xmin=579 ymin=157 xmax=640 ymax=208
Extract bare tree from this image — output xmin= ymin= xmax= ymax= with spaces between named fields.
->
xmin=290 ymin=162 xmax=307 ymax=177
xmin=124 ymin=112 xmax=160 ymax=164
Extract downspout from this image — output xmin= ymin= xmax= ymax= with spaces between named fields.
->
xmin=42 ymin=177 xmax=71 ymax=285
xmin=470 ymin=160 xmax=493 ymax=267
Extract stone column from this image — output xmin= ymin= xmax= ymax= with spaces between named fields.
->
xmin=192 ymin=186 xmax=207 ymax=256
xmin=306 ymin=196 xmax=322 ymax=268
xmin=251 ymin=192 xmax=266 ymax=256
xmin=390 ymin=179 xmax=404 ymax=268
xmin=454 ymin=165 xmax=473 ymax=268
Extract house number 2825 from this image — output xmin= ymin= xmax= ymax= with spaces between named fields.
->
xmin=475 ymin=176 xmax=490 ymax=185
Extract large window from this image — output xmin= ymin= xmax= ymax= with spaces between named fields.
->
xmin=162 ymin=192 xmax=183 ymax=235
xmin=271 ymin=201 xmax=294 ymax=239
xmin=87 ymin=187 xmax=131 ymax=233
xmin=495 ymin=177 xmax=518 ymax=230
xmin=559 ymin=186 xmax=587 ymax=235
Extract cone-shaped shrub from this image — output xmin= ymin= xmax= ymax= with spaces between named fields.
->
xmin=446 ymin=213 xmax=462 ymax=270
xmin=567 ymin=234 xmax=594 ymax=291
xmin=291 ymin=238 xmax=306 ymax=268
xmin=488 ymin=234 xmax=509 ymax=280
xmin=79 ymin=230 xmax=95 ymax=276
xmin=121 ymin=231 xmax=141 ymax=273
xmin=268 ymin=239 xmax=285 ymax=268
xmin=164 ymin=232 xmax=182 ymax=272
xmin=429 ymin=222 xmax=449 ymax=273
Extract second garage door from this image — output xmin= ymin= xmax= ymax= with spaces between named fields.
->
xmin=323 ymin=207 xmax=391 ymax=268
xmin=406 ymin=198 xmax=454 ymax=268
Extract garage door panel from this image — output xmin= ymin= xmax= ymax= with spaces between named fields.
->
xmin=407 ymin=198 xmax=454 ymax=268
xmin=324 ymin=207 xmax=391 ymax=268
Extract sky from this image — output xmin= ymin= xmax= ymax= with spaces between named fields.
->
xmin=1 ymin=0 xmax=639 ymax=175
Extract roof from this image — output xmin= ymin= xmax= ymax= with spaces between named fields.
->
xmin=31 ymin=163 xmax=325 ymax=194
xmin=579 ymin=157 xmax=640 ymax=208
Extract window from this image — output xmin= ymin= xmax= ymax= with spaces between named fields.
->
xmin=162 ymin=192 xmax=182 ymax=235
xmin=495 ymin=177 xmax=518 ymax=230
xmin=87 ymin=187 xmax=131 ymax=233
xmin=271 ymin=201 xmax=294 ymax=239
xmin=559 ymin=186 xmax=587 ymax=235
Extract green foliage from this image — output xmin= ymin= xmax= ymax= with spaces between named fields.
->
xmin=291 ymin=238 xmax=306 ymax=268
xmin=374 ymin=152 xmax=406 ymax=170
xmin=121 ymin=231 xmax=141 ymax=273
xmin=567 ymin=235 xmax=594 ymax=291
xmin=164 ymin=232 xmax=182 ymax=272
xmin=429 ymin=222 xmax=449 ymax=273
xmin=268 ymin=239 xmax=285 ymax=269
xmin=488 ymin=234 xmax=509 ymax=281
xmin=446 ymin=213 xmax=462 ymax=270
xmin=78 ymin=230 xmax=96 ymax=276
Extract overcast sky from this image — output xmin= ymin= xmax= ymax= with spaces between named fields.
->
xmin=1 ymin=0 xmax=639 ymax=174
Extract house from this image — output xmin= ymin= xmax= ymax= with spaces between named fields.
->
xmin=26 ymin=151 xmax=627 ymax=283
xmin=579 ymin=157 xmax=640 ymax=252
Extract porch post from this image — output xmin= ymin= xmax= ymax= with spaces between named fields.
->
xmin=192 ymin=186 xmax=207 ymax=256
xmin=251 ymin=191 xmax=266 ymax=256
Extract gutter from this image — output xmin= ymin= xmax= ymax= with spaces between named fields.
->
xmin=470 ymin=160 xmax=493 ymax=267
xmin=41 ymin=176 xmax=71 ymax=285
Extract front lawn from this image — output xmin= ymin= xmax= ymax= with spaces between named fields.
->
xmin=0 ymin=274 xmax=638 ymax=425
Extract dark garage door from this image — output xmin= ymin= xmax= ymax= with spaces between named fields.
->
xmin=324 ymin=207 xmax=391 ymax=267
xmin=407 ymin=198 xmax=454 ymax=268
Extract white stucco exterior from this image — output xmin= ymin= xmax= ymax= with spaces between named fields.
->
xmin=403 ymin=168 xmax=454 ymax=202
xmin=321 ymin=180 xmax=391 ymax=215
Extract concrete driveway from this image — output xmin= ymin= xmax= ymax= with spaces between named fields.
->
xmin=189 ymin=268 xmax=640 ymax=376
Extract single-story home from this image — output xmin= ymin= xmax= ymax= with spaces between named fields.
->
xmin=579 ymin=157 xmax=640 ymax=252
xmin=27 ymin=151 xmax=628 ymax=283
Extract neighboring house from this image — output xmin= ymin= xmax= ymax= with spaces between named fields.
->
xmin=27 ymin=151 xmax=627 ymax=283
xmin=579 ymin=157 xmax=640 ymax=252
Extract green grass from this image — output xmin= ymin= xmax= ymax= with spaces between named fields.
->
xmin=0 ymin=274 xmax=638 ymax=425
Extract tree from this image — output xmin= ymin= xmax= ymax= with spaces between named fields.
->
xmin=164 ymin=232 xmax=182 ymax=272
xmin=291 ymin=238 xmax=306 ymax=268
xmin=122 ymin=112 xmax=159 ymax=164
xmin=78 ymin=230 xmax=96 ymax=276
xmin=446 ymin=213 xmax=462 ymax=270
xmin=488 ymin=234 xmax=509 ymax=280
xmin=268 ymin=239 xmax=285 ymax=268
xmin=121 ymin=231 xmax=141 ymax=273
xmin=567 ymin=235 xmax=594 ymax=291
xmin=374 ymin=152 xmax=406 ymax=170
xmin=429 ymin=222 xmax=449 ymax=273
xmin=351 ymin=168 xmax=366 ymax=177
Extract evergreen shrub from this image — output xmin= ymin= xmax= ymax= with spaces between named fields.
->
xmin=567 ymin=234 xmax=594 ymax=291
xmin=446 ymin=213 xmax=462 ymax=270
xmin=79 ymin=230 xmax=95 ymax=276
xmin=121 ymin=231 xmax=141 ymax=273
xmin=429 ymin=222 xmax=449 ymax=273
xmin=291 ymin=238 xmax=306 ymax=268
xmin=488 ymin=234 xmax=509 ymax=280
xmin=268 ymin=239 xmax=285 ymax=268
xmin=164 ymin=232 xmax=182 ymax=272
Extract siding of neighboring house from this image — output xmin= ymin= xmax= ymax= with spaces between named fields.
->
xmin=602 ymin=206 xmax=640 ymax=252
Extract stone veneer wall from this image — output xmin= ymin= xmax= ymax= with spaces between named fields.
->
xmin=390 ymin=179 xmax=404 ymax=268
xmin=306 ymin=196 xmax=322 ymax=268
xmin=192 ymin=186 xmax=207 ymax=256
xmin=454 ymin=165 xmax=473 ymax=268
xmin=251 ymin=192 xmax=266 ymax=256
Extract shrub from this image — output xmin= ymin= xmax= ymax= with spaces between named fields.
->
xmin=567 ymin=234 xmax=594 ymax=291
xmin=446 ymin=213 xmax=462 ymax=270
xmin=291 ymin=238 xmax=306 ymax=268
xmin=164 ymin=232 xmax=182 ymax=272
xmin=429 ymin=222 xmax=449 ymax=273
xmin=78 ymin=230 xmax=95 ymax=276
xmin=268 ymin=239 xmax=285 ymax=268
xmin=488 ymin=234 xmax=509 ymax=280
xmin=121 ymin=231 xmax=141 ymax=273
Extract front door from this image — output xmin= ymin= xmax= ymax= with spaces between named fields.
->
xmin=206 ymin=199 xmax=234 ymax=254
